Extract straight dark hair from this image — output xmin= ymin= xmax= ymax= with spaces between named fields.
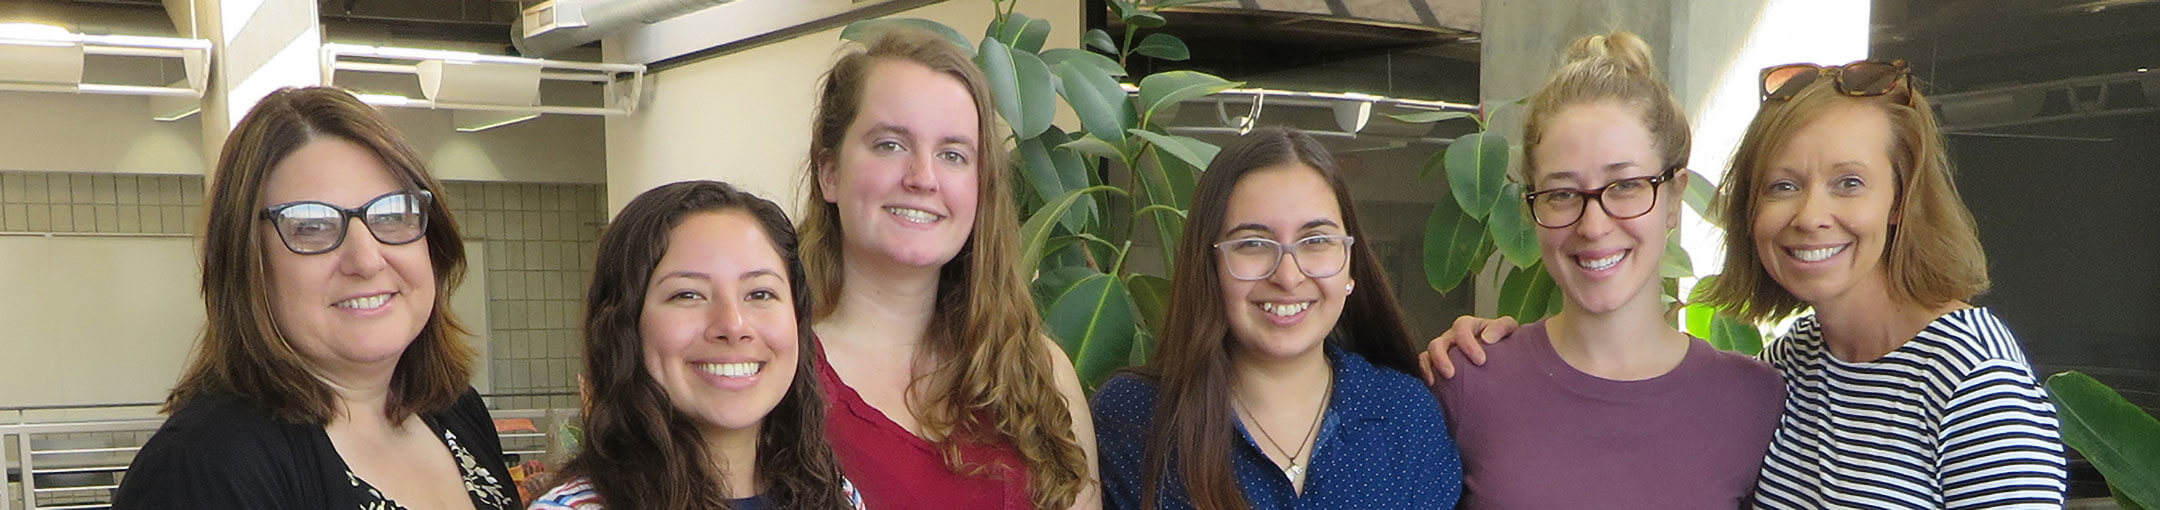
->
xmin=173 ymin=86 xmax=471 ymax=425
xmin=558 ymin=180 xmax=851 ymax=509
xmin=1136 ymin=126 xmax=1420 ymax=509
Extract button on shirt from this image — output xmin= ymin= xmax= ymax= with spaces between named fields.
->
xmin=1092 ymin=345 xmax=1464 ymax=509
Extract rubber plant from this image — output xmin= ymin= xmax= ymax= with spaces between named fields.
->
xmin=844 ymin=0 xmax=1236 ymax=389
xmin=2048 ymin=371 xmax=2160 ymax=509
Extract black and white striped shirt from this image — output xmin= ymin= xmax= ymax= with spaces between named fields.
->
xmin=1753 ymin=307 xmax=2067 ymax=509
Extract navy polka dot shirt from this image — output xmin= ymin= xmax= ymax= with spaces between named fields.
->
xmin=1091 ymin=344 xmax=1464 ymax=509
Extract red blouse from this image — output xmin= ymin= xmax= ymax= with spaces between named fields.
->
xmin=813 ymin=339 xmax=1034 ymax=509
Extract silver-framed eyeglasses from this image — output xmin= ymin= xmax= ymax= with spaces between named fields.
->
xmin=1212 ymin=234 xmax=1356 ymax=281
xmin=260 ymin=190 xmax=432 ymax=255
xmin=1522 ymin=167 xmax=1677 ymax=229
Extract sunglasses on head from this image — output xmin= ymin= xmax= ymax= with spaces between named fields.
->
xmin=1759 ymin=59 xmax=1910 ymax=103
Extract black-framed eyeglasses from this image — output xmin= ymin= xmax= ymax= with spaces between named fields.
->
xmin=1522 ymin=167 xmax=1677 ymax=229
xmin=260 ymin=190 xmax=432 ymax=255
xmin=1760 ymin=59 xmax=1910 ymax=103
xmin=1212 ymin=234 xmax=1356 ymax=281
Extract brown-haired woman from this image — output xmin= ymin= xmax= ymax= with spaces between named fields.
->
xmin=1090 ymin=126 xmax=1462 ymax=509
xmin=114 ymin=86 xmax=514 ymax=509
xmin=528 ymin=180 xmax=864 ymax=509
xmin=1424 ymin=52 xmax=2069 ymax=509
xmin=799 ymin=30 xmax=1098 ymax=509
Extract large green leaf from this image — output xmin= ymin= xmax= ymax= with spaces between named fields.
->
xmin=1021 ymin=185 xmax=1127 ymax=273
xmin=841 ymin=18 xmax=973 ymax=54
xmin=1495 ymin=263 xmax=1559 ymax=323
xmin=1660 ymin=233 xmax=1694 ymax=279
xmin=1128 ymin=329 xmax=1156 ymax=368
xmin=1683 ymin=168 xmax=1718 ymax=225
xmin=1386 ymin=111 xmax=1476 ymax=124
xmin=1084 ymin=28 xmax=1119 ymax=54
xmin=1125 ymin=11 xmax=1167 ymax=28
xmin=1487 ymin=181 xmax=1540 ymax=268
xmin=1041 ymin=48 xmax=1126 ymax=77
xmin=1125 ymin=273 xmax=1173 ymax=335
xmin=1705 ymin=313 xmax=1763 ymax=356
xmin=1136 ymin=71 xmax=1242 ymax=128
xmin=1107 ymin=0 xmax=1141 ymax=20
xmin=1683 ymin=301 xmax=1717 ymax=339
xmin=1016 ymin=127 xmax=1097 ymax=232
xmin=1032 ymin=265 xmax=1099 ymax=316
xmin=1133 ymin=33 xmax=1190 ymax=61
xmin=1154 ymin=143 xmax=1200 ymax=208
xmin=987 ymin=12 xmax=1052 ymax=53
xmin=1445 ymin=131 xmax=1510 ymax=222
xmin=1128 ymin=129 xmax=1220 ymax=171
xmin=1054 ymin=61 xmax=1133 ymax=145
xmin=2049 ymin=371 xmax=2160 ymax=509
xmin=976 ymin=38 xmax=1057 ymax=139
xmin=1422 ymin=195 xmax=1488 ymax=294
xmin=1417 ymin=147 xmax=1448 ymax=182
xmin=1060 ymin=135 xmax=1127 ymax=162
xmin=1045 ymin=272 xmax=1139 ymax=387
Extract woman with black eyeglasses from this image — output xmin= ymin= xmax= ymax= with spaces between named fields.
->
xmin=114 ymin=87 xmax=516 ymax=510
xmin=1425 ymin=32 xmax=1787 ymax=508
xmin=1424 ymin=48 xmax=2067 ymax=510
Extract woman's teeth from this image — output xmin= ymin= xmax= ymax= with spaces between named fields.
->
xmin=1577 ymin=251 xmax=1627 ymax=271
xmin=886 ymin=207 xmax=941 ymax=224
xmin=1260 ymin=302 xmax=1310 ymax=317
xmin=697 ymin=362 xmax=763 ymax=378
xmin=334 ymin=294 xmax=391 ymax=309
xmin=1790 ymin=245 xmax=1845 ymax=262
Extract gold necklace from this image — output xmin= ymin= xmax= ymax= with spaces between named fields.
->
xmin=1233 ymin=372 xmax=1333 ymax=485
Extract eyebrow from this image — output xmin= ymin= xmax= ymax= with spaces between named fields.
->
xmin=866 ymin=123 xmax=976 ymax=148
xmin=656 ymin=269 xmax=785 ymax=284
xmin=1224 ymin=219 xmax=1341 ymax=237
xmin=1541 ymin=161 xmax=1648 ymax=188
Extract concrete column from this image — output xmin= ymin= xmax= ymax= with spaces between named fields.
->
xmin=188 ymin=0 xmax=322 ymax=162
xmin=1472 ymin=0 xmax=1868 ymax=317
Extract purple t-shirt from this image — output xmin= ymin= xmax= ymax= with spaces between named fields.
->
xmin=1430 ymin=320 xmax=1784 ymax=509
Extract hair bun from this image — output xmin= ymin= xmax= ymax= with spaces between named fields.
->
xmin=1563 ymin=31 xmax=1656 ymax=76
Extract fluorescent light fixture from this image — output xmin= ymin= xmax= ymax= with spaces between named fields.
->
xmin=0 ymin=22 xmax=76 ymax=43
xmin=416 ymin=59 xmax=544 ymax=107
xmin=151 ymin=79 xmax=200 ymax=121
xmin=454 ymin=109 xmax=541 ymax=132
xmin=0 ymin=23 xmax=87 ymax=84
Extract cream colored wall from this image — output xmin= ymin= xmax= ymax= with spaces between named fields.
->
xmin=603 ymin=0 xmax=1085 ymax=217
xmin=0 ymin=92 xmax=207 ymax=176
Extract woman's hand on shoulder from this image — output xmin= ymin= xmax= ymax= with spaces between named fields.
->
xmin=1417 ymin=315 xmax=1520 ymax=384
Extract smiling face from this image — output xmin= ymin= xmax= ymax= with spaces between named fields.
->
xmin=816 ymin=59 xmax=983 ymax=270
xmin=640 ymin=210 xmax=801 ymax=436
xmin=1217 ymin=163 xmax=1353 ymax=362
xmin=1751 ymin=101 xmax=1901 ymax=308
xmin=1528 ymin=100 xmax=1680 ymax=316
xmin=260 ymin=138 xmax=437 ymax=378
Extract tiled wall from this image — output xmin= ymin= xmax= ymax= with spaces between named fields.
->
xmin=437 ymin=180 xmax=601 ymax=411
xmin=0 ymin=172 xmax=203 ymax=235
xmin=0 ymin=171 xmax=598 ymax=411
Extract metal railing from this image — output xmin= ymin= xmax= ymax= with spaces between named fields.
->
xmin=2 ymin=394 xmax=577 ymax=510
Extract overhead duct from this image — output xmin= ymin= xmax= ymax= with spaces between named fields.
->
xmin=514 ymin=0 xmax=737 ymax=58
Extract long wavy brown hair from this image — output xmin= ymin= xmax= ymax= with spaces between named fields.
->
xmin=1136 ymin=126 xmax=1421 ymax=509
xmin=558 ymin=180 xmax=851 ymax=508
xmin=171 ymin=86 xmax=472 ymax=425
xmin=798 ymin=30 xmax=1088 ymax=508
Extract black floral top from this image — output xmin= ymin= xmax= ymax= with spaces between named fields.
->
xmin=114 ymin=389 xmax=519 ymax=510
xmin=348 ymin=428 xmax=515 ymax=510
